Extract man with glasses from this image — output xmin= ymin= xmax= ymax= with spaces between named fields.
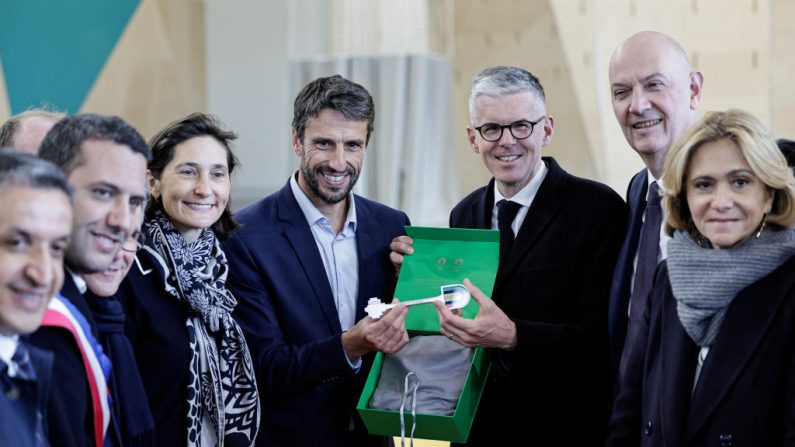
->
xmin=392 ymin=66 xmax=627 ymax=445
xmin=83 ymin=215 xmax=156 ymax=446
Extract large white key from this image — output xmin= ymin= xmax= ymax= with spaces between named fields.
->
xmin=365 ymin=284 xmax=470 ymax=319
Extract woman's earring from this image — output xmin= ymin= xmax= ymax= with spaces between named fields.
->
xmin=755 ymin=214 xmax=768 ymax=239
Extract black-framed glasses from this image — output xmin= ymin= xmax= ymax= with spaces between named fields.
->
xmin=121 ymin=231 xmax=145 ymax=253
xmin=474 ymin=117 xmax=546 ymax=142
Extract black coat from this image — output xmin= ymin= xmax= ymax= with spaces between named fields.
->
xmin=607 ymin=257 xmax=795 ymax=446
xmin=116 ymin=248 xmax=192 ymax=447
xmin=450 ymin=158 xmax=628 ymax=445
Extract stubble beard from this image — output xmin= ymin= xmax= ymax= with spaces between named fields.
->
xmin=300 ymin=159 xmax=360 ymax=205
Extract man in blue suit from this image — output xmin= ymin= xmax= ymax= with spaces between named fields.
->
xmin=223 ymin=75 xmax=410 ymax=447
xmin=607 ymin=31 xmax=704 ymax=382
xmin=0 ymin=151 xmax=73 ymax=446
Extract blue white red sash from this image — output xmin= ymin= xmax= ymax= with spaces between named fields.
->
xmin=41 ymin=293 xmax=111 ymax=447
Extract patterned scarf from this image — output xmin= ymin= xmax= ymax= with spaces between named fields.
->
xmin=144 ymin=211 xmax=259 ymax=446
xmin=667 ymin=228 xmax=795 ymax=347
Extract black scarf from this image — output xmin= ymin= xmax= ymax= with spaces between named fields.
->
xmin=144 ymin=212 xmax=259 ymax=446
xmin=87 ymin=293 xmax=156 ymax=447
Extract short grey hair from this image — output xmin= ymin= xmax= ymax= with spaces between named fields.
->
xmin=468 ymin=66 xmax=546 ymax=123
xmin=0 ymin=149 xmax=72 ymax=199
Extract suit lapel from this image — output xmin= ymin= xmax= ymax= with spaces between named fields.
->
xmin=608 ymin=171 xmax=648 ymax=371
xmin=609 ymin=171 xmax=648 ymax=317
xmin=494 ymin=158 xmax=563 ymax=291
xmin=277 ymin=184 xmax=342 ymax=333
xmin=354 ymin=198 xmax=376 ymax=321
xmin=684 ymin=268 xmax=793 ymax=442
xmin=471 ymin=179 xmax=493 ymax=230
xmin=659 ymin=291 xmax=697 ymax=446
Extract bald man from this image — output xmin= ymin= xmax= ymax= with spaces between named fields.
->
xmin=606 ymin=31 xmax=704 ymax=382
xmin=0 ymin=110 xmax=65 ymax=154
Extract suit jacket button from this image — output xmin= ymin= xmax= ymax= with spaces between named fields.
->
xmin=643 ymin=421 xmax=652 ymax=436
xmin=719 ymin=433 xmax=733 ymax=446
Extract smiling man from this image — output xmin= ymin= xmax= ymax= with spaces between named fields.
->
xmin=30 ymin=114 xmax=151 ymax=447
xmin=606 ymin=31 xmax=704 ymax=384
xmin=0 ymin=151 xmax=72 ymax=446
xmin=390 ymin=66 xmax=627 ymax=445
xmin=223 ymin=75 xmax=411 ymax=446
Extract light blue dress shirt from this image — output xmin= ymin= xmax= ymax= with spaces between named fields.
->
xmin=290 ymin=175 xmax=362 ymax=369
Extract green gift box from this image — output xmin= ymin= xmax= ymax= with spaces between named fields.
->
xmin=356 ymin=226 xmax=499 ymax=443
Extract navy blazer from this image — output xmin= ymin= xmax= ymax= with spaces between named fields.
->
xmin=608 ymin=169 xmax=649 ymax=382
xmin=607 ymin=257 xmax=795 ymax=446
xmin=449 ymin=158 xmax=628 ymax=445
xmin=222 ymin=180 xmax=409 ymax=447
xmin=0 ymin=342 xmax=53 ymax=447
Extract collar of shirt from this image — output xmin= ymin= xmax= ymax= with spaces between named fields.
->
xmin=645 ymin=170 xmax=666 ymax=193
xmin=290 ymin=172 xmax=357 ymax=234
xmin=68 ymin=269 xmax=87 ymax=295
xmin=490 ymin=160 xmax=548 ymax=233
xmin=0 ymin=333 xmax=19 ymax=368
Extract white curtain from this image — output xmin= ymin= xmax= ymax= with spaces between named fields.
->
xmin=288 ymin=0 xmax=457 ymax=226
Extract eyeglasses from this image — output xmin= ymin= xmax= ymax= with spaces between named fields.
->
xmin=121 ymin=231 xmax=145 ymax=253
xmin=474 ymin=117 xmax=546 ymax=142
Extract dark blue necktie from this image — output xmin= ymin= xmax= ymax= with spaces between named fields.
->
xmin=630 ymin=182 xmax=662 ymax=319
xmin=497 ymin=199 xmax=523 ymax=262
xmin=3 ymin=343 xmax=47 ymax=446
xmin=11 ymin=343 xmax=36 ymax=382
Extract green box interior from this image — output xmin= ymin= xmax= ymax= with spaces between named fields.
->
xmin=356 ymin=345 xmax=491 ymax=443
xmin=356 ymin=226 xmax=498 ymax=442
xmin=396 ymin=227 xmax=499 ymax=334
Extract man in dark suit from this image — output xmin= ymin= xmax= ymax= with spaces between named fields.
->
xmin=29 ymin=115 xmax=150 ymax=447
xmin=393 ymin=66 xmax=627 ymax=445
xmin=606 ymin=32 xmax=704 ymax=382
xmin=0 ymin=151 xmax=72 ymax=447
xmin=223 ymin=75 xmax=410 ymax=447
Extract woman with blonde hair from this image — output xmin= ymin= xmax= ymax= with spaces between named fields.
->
xmin=607 ymin=109 xmax=795 ymax=446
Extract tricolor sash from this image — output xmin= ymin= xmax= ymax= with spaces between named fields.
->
xmin=41 ymin=293 xmax=112 ymax=447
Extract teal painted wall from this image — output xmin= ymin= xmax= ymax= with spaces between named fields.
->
xmin=0 ymin=0 xmax=140 ymax=114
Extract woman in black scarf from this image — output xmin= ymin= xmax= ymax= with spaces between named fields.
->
xmin=118 ymin=113 xmax=259 ymax=446
xmin=607 ymin=109 xmax=795 ymax=446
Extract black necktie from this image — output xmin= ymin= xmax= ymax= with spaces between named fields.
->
xmin=497 ymin=200 xmax=523 ymax=262
xmin=630 ymin=182 xmax=662 ymax=319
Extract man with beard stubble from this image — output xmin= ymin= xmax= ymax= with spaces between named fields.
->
xmin=222 ymin=75 xmax=410 ymax=447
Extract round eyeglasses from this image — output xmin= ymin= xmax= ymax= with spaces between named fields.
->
xmin=474 ymin=117 xmax=546 ymax=142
